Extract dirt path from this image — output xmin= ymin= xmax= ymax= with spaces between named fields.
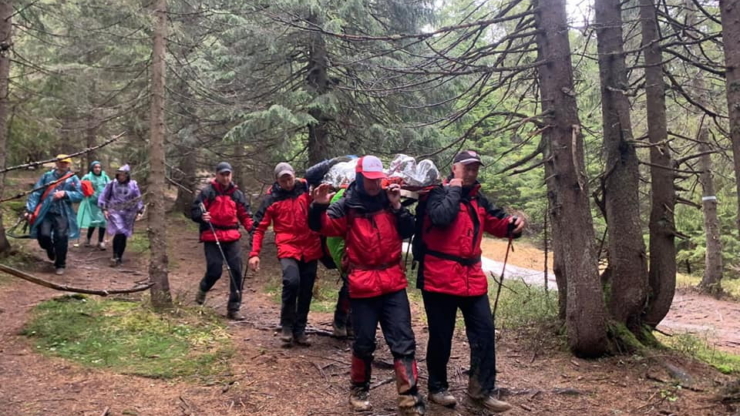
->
xmin=0 ymin=221 xmax=734 ymax=416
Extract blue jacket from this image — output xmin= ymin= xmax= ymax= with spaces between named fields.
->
xmin=26 ymin=170 xmax=83 ymax=239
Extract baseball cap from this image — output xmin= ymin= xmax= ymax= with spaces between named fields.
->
xmin=56 ymin=154 xmax=72 ymax=164
xmin=216 ymin=162 xmax=232 ymax=174
xmin=356 ymin=155 xmax=386 ymax=180
xmin=453 ymin=150 xmax=484 ymax=166
xmin=274 ymin=162 xmax=295 ymax=178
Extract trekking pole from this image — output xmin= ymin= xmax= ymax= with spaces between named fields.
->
xmin=199 ymin=202 xmax=241 ymax=300
xmin=492 ymin=217 xmax=517 ymax=319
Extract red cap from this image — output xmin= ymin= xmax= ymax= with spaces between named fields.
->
xmin=356 ymin=155 xmax=386 ymax=180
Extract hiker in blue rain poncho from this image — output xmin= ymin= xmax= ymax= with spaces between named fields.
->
xmin=98 ymin=164 xmax=144 ymax=267
xmin=77 ymin=161 xmax=110 ymax=250
xmin=24 ymin=155 xmax=84 ymax=275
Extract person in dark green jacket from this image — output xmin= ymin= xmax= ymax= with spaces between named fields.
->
xmin=326 ymin=188 xmax=352 ymax=337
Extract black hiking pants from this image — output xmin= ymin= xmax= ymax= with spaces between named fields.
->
xmin=112 ymin=234 xmax=128 ymax=260
xmin=279 ymin=258 xmax=317 ymax=336
xmin=200 ymin=240 xmax=244 ymax=311
xmin=38 ymin=213 xmax=69 ymax=269
xmin=333 ymin=274 xmax=352 ymax=330
xmin=422 ymin=290 xmax=497 ymax=398
xmin=87 ymin=227 xmax=106 ymax=243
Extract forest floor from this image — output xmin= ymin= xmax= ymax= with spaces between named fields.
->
xmin=0 ymin=174 xmax=738 ymax=416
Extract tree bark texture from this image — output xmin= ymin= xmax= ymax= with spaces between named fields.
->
xmin=535 ymin=0 xmax=608 ymax=357
xmin=594 ymin=0 xmax=648 ymax=327
xmin=639 ymin=0 xmax=676 ymax=327
xmin=306 ymin=14 xmax=330 ymax=166
xmin=147 ymin=0 xmax=172 ymax=308
xmin=719 ymin=0 xmax=740 ymax=238
xmin=687 ymin=0 xmax=723 ymax=295
xmin=0 ymin=1 xmax=12 ymax=254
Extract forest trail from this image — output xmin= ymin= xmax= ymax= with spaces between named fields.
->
xmin=0 ymin=217 xmax=735 ymax=416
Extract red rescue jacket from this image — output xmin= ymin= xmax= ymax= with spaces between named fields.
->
xmin=413 ymin=183 xmax=513 ymax=297
xmin=249 ymin=180 xmax=323 ymax=261
xmin=308 ymin=184 xmax=415 ymax=298
xmin=191 ymin=180 xmax=253 ymax=243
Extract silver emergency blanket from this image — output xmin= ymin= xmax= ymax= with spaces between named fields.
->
xmin=322 ymin=154 xmax=440 ymax=188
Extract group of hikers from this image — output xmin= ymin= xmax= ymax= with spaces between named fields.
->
xmin=24 ymin=156 xmax=143 ymax=274
xmin=23 ymin=150 xmax=526 ymax=415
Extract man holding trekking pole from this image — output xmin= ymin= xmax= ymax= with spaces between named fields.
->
xmin=191 ymin=162 xmax=253 ymax=320
xmin=413 ymin=150 xmax=526 ymax=413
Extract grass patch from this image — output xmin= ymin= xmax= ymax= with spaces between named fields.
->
xmin=128 ymin=231 xmax=150 ymax=254
xmin=22 ymin=296 xmax=234 ymax=380
xmin=491 ymin=280 xmax=559 ymax=330
xmin=658 ymin=332 xmax=740 ymax=375
xmin=676 ymin=272 xmax=740 ymax=299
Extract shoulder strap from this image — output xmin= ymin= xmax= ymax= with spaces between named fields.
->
xmin=40 ymin=172 xmax=75 ymax=202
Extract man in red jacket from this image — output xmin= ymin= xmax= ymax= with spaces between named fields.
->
xmin=249 ymin=162 xmax=323 ymax=347
xmin=191 ymin=162 xmax=254 ymax=321
xmin=414 ymin=150 xmax=525 ymax=413
xmin=309 ymin=155 xmax=425 ymax=416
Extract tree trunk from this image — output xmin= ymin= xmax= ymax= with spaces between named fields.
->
xmin=720 ymin=0 xmax=740 ymax=237
xmin=594 ymin=0 xmax=648 ymax=328
xmin=85 ymin=112 xmax=97 ymax=173
xmin=306 ymin=15 xmax=330 ymax=166
xmin=639 ymin=0 xmax=676 ymax=327
xmin=687 ymin=0 xmax=723 ymax=295
xmin=535 ymin=0 xmax=608 ymax=357
xmin=172 ymin=149 xmax=197 ymax=217
xmin=147 ymin=0 xmax=172 ymax=308
xmin=0 ymin=1 xmax=12 ymax=255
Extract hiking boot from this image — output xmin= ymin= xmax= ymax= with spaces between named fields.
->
xmin=227 ymin=310 xmax=246 ymax=321
xmin=195 ymin=290 xmax=207 ymax=305
xmin=333 ymin=322 xmax=348 ymax=338
xmin=55 ymin=267 xmax=65 ymax=276
xmin=98 ymin=242 xmax=106 ymax=251
xmin=84 ymin=239 xmax=92 ymax=247
xmin=349 ymin=387 xmax=372 ymax=411
xmin=294 ymin=332 xmax=311 ymax=346
xmin=110 ymin=257 xmax=121 ymax=268
xmin=477 ymin=396 xmax=512 ymax=413
xmin=280 ymin=326 xmax=293 ymax=344
xmin=429 ymin=390 xmax=457 ymax=408
xmin=398 ymin=395 xmax=425 ymax=416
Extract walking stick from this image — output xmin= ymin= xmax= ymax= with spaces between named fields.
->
xmin=199 ymin=202 xmax=241 ymax=301
xmin=492 ymin=217 xmax=517 ymax=319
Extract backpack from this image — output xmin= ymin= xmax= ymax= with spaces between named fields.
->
xmin=80 ymin=180 xmax=95 ymax=197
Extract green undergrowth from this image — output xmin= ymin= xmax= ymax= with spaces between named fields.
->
xmin=658 ymin=332 xmax=740 ymax=375
xmin=676 ymin=272 xmax=740 ymax=299
xmin=22 ymin=295 xmax=234 ymax=381
xmin=492 ymin=280 xmax=559 ymax=330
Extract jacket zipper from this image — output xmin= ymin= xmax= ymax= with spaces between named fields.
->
xmin=463 ymin=198 xmax=480 ymax=296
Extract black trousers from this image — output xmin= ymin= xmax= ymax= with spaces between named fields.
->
xmin=112 ymin=234 xmax=128 ymax=260
xmin=38 ymin=213 xmax=69 ymax=269
xmin=350 ymin=289 xmax=419 ymax=399
xmin=200 ymin=240 xmax=244 ymax=310
xmin=279 ymin=258 xmax=317 ymax=335
xmin=333 ymin=274 xmax=352 ymax=329
xmin=87 ymin=227 xmax=106 ymax=243
xmin=422 ymin=291 xmax=497 ymax=398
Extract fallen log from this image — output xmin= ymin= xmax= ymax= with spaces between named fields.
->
xmin=0 ymin=264 xmax=153 ymax=296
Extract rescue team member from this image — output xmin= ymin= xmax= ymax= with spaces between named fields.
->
xmin=25 ymin=155 xmax=83 ymax=275
xmin=413 ymin=150 xmax=526 ymax=413
xmin=191 ymin=162 xmax=253 ymax=320
xmin=309 ymin=155 xmax=425 ymax=416
xmin=249 ymin=158 xmax=349 ymax=346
